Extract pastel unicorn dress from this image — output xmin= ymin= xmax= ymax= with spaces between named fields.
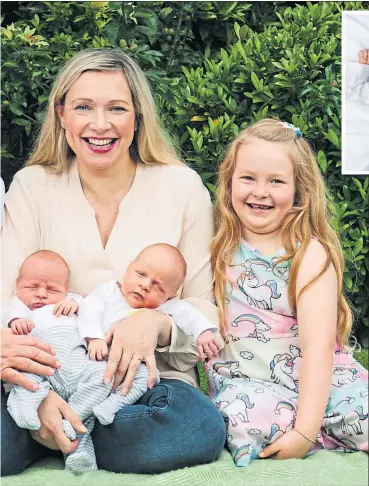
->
xmin=206 ymin=239 xmax=368 ymax=467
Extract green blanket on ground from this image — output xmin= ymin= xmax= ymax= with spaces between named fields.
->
xmin=3 ymin=449 xmax=368 ymax=486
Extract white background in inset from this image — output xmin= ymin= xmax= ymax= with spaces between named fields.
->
xmin=342 ymin=11 xmax=369 ymax=175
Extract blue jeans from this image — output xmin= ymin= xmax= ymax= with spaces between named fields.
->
xmin=1 ymin=379 xmax=226 ymax=475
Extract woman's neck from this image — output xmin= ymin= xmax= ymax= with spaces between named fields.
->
xmin=77 ymin=157 xmax=137 ymax=206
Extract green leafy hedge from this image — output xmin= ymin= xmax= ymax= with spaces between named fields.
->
xmin=1 ymin=1 xmax=368 ymax=343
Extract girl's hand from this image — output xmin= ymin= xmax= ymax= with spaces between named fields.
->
xmin=259 ymin=429 xmax=313 ymax=460
xmin=104 ymin=310 xmax=170 ymax=393
xmin=53 ymin=299 xmax=79 ymax=317
xmin=31 ymin=391 xmax=87 ymax=453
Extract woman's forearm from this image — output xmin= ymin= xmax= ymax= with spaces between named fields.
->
xmin=294 ymin=345 xmax=333 ymax=439
xmin=155 ymin=311 xmax=172 ymax=347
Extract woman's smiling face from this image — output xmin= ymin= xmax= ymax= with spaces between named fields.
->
xmin=231 ymin=139 xmax=296 ymax=239
xmin=57 ymin=70 xmax=136 ymax=172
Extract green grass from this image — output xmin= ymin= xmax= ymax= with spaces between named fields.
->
xmin=198 ymin=361 xmax=208 ymax=395
xmin=198 ymin=349 xmax=368 ymax=396
xmin=354 ymin=349 xmax=369 ymax=369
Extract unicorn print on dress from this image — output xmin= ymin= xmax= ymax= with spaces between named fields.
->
xmin=336 ymin=438 xmax=359 ymax=452
xmin=237 ymin=260 xmax=281 ymax=310
xmin=262 ymin=401 xmax=297 ymax=449
xmin=341 ymin=408 xmax=368 ymax=436
xmin=332 ymin=366 xmax=359 ymax=387
xmin=273 ymin=262 xmax=289 ymax=279
xmin=213 ymin=361 xmax=250 ymax=381
xmin=233 ymin=443 xmax=254 ymax=466
xmin=232 ymin=314 xmax=271 ymax=342
xmin=215 ymin=400 xmax=230 ymax=411
xmin=208 ymin=370 xmax=225 ymax=393
xmin=325 ymin=406 xmax=368 ymax=437
xmin=208 ymin=237 xmax=368 ymax=465
xmin=289 ymin=345 xmax=302 ymax=359
xmin=220 ymin=394 xmax=255 ymax=427
xmin=224 ymin=334 xmax=240 ymax=345
xmin=270 ymin=350 xmax=300 ymax=391
xmin=249 ymin=428 xmax=261 ymax=435
xmin=274 ymin=401 xmax=297 ymax=431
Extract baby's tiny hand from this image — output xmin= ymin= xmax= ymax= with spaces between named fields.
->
xmin=10 ymin=318 xmax=35 ymax=335
xmin=88 ymin=338 xmax=109 ymax=361
xmin=359 ymin=49 xmax=369 ymax=64
xmin=53 ymin=299 xmax=79 ymax=317
xmin=197 ymin=330 xmax=221 ymax=361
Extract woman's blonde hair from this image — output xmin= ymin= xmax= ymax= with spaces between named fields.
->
xmin=212 ymin=118 xmax=352 ymax=347
xmin=26 ymin=48 xmax=181 ymax=171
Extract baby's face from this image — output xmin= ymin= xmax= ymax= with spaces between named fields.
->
xmin=16 ymin=258 xmax=68 ymax=310
xmin=121 ymin=251 xmax=181 ymax=309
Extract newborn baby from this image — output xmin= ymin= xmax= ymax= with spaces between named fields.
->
xmin=5 ymin=250 xmax=112 ymax=473
xmin=6 ymin=246 xmax=222 ymax=472
xmin=78 ymin=243 xmax=222 ymax=425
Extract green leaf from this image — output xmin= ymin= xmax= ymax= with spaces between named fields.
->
xmin=9 ymin=103 xmax=23 ymax=116
xmin=324 ymin=128 xmax=339 ymax=149
xmin=353 ymin=238 xmax=363 ymax=257
xmin=2 ymin=61 xmax=18 ymax=67
xmin=317 ymin=150 xmax=327 ymax=173
xmin=12 ymin=118 xmax=29 ymax=126
xmin=250 ymin=72 xmax=260 ymax=90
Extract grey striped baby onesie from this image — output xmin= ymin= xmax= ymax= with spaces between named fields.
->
xmin=6 ymin=299 xmax=151 ymax=474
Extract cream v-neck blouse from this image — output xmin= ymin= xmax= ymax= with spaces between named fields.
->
xmin=2 ymin=161 xmax=220 ymax=386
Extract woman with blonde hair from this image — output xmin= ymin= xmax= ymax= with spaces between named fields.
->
xmin=207 ymin=118 xmax=368 ymax=467
xmin=1 ymin=48 xmax=225 ymax=475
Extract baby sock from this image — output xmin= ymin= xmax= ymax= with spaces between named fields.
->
xmin=62 ymin=419 xmax=77 ymax=440
xmin=94 ymin=365 xmax=149 ymax=425
xmin=7 ymin=383 xmax=50 ymax=430
xmin=64 ymin=416 xmax=97 ymax=474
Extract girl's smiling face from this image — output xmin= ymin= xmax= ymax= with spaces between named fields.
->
xmin=231 ymin=139 xmax=296 ymax=241
xmin=57 ymin=70 xmax=136 ymax=172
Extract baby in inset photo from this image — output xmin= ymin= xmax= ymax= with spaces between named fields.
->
xmin=342 ymin=11 xmax=369 ymax=174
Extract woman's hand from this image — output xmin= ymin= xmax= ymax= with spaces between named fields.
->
xmin=104 ymin=309 xmax=171 ymax=393
xmin=31 ymin=390 xmax=87 ymax=453
xmin=1 ymin=328 xmax=61 ymax=391
xmin=259 ymin=429 xmax=313 ymax=460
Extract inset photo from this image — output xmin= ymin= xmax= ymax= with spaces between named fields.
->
xmin=342 ymin=11 xmax=369 ymax=174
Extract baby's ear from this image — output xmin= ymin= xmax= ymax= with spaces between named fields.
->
xmin=116 ymin=281 xmax=122 ymax=289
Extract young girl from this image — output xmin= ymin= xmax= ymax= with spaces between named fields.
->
xmin=207 ymin=118 xmax=368 ymax=467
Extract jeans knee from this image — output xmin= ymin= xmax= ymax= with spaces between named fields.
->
xmin=93 ymin=380 xmax=227 ymax=474
xmin=193 ymin=407 xmax=226 ymax=462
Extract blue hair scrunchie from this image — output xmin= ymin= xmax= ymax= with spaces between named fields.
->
xmin=279 ymin=121 xmax=302 ymax=138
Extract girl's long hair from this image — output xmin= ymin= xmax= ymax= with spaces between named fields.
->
xmin=26 ymin=48 xmax=181 ymax=171
xmin=212 ymin=118 xmax=352 ymax=347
